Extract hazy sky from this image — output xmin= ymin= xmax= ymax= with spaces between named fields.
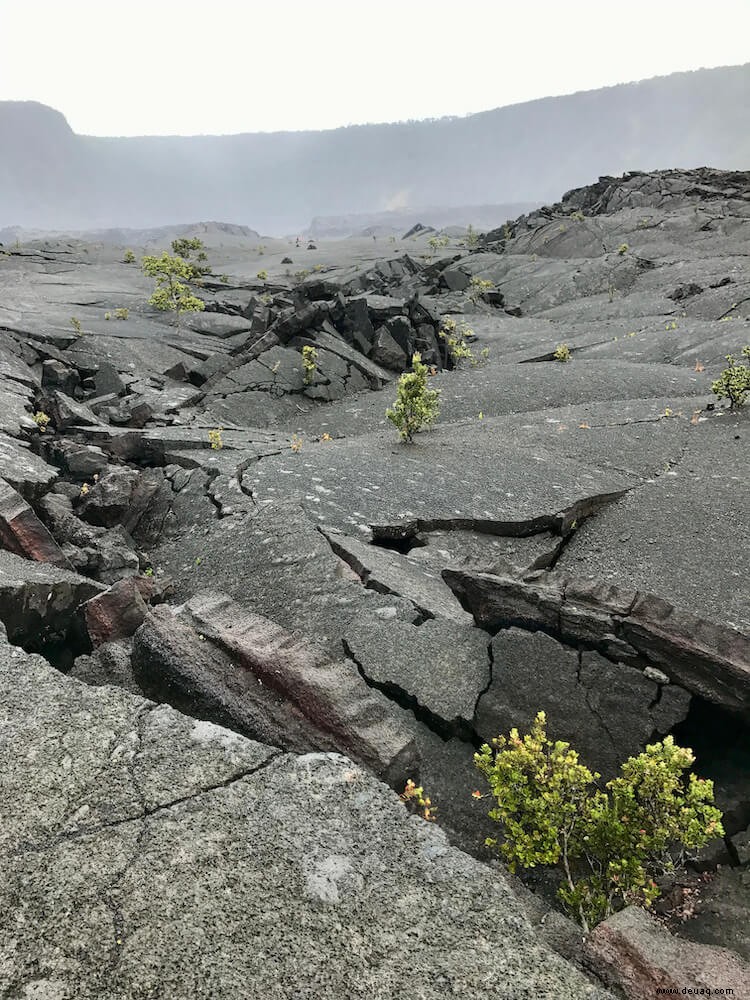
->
xmin=1 ymin=0 xmax=748 ymax=136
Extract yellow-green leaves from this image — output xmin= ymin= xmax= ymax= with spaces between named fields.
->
xmin=711 ymin=347 xmax=750 ymax=408
xmin=386 ymin=353 xmax=441 ymax=443
xmin=474 ymin=712 xmax=722 ymax=931
xmin=142 ymin=251 xmax=205 ymax=326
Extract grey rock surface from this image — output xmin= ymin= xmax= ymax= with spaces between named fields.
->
xmin=0 ymin=633 xmax=608 ymax=999
xmin=476 ymin=628 xmax=691 ymax=778
xmin=0 ymin=167 xmax=748 ymax=989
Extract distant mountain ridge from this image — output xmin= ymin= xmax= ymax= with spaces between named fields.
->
xmin=1 ymin=64 xmax=748 ymax=234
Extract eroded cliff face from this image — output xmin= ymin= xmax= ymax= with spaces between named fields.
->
xmin=0 ymin=167 xmax=748 ymax=996
xmin=2 ymin=62 xmax=750 ymax=231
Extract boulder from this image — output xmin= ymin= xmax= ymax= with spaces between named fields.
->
xmin=69 ymin=638 xmax=143 ymax=695
xmin=370 ymin=326 xmax=408 ymax=370
xmin=584 ymin=906 xmax=750 ymax=998
xmin=344 ymin=616 xmax=490 ymax=729
xmin=0 ymin=478 xmax=73 ymax=569
xmin=82 ymin=577 xmax=149 ymax=647
xmin=77 ymin=466 xmax=139 ymax=527
xmin=0 ymin=548 xmax=104 ymax=651
xmin=132 ymin=592 xmax=419 ymax=787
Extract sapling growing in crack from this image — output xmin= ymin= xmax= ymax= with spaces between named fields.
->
xmin=474 ymin=712 xmax=723 ymax=932
xmin=711 ymin=346 xmax=750 ymax=408
xmin=386 ymin=353 xmax=441 ymax=443
xmin=141 ymin=252 xmax=205 ymax=329
xmin=301 ymin=345 xmax=318 ymax=386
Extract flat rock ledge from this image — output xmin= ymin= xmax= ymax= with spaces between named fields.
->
xmin=0 ymin=630 xmax=608 ymax=1000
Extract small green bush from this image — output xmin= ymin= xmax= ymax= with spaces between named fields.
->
xmin=123 ymin=249 xmax=136 ymax=264
xmin=465 ymin=224 xmax=479 ymax=247
xmin=428 ymin=235 xmax=450 ymax=251
xmin=70 ymin=316 xmax=83 ymax=335
xmin=468 ymin=276 xmax=494 ymax=302
xmin=32 ymin=411 xmax=51 ymax=432
xmin=257 ymin=269 xmax=268 ymax=282
xmin=553 ymin=343 xmax=571 ymax=362
xmin=142 ymin=252 xmax=205 ymax=327
xmin=617 ymin=243 xmax=629 ymax=255
xmin=440 ymin=317 xmax=475 ymax=365
xmin=301 ymin=345 xmax=318 ymax=386
xmin=711 ymin=347 xmax=750 ymax=408
xmin=386 ymin=353 xmax=441 ymax=443
xmin=474 ymin=712 xmax=723 ymax=932
xmin=114 ymin=307 xmax=129 ymax=320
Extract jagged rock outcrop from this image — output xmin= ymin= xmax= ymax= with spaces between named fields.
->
xmin=132 ymin=592 xmax=419 ymax=787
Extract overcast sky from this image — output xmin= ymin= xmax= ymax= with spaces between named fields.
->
xmin=1 ymin=0 xmax=748 ymax=136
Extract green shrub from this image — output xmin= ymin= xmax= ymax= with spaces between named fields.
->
xmin=208 ymin=428 xmax=223 ymax=450
xmin=114 ymin=307 xmax=129 ymax=320
xmin=465 ymin=224 xmax=479 ymax=247
xmin=257 ymin=269 xmax=268 ymax=282
xmin=440 ymin=317 xmax=475 ymax=365
xmin=301 ymin=345 xmax=318 ymax=386
xmin=468 ymin=276 xmax=494 ymax=302
xmin=123 ymin=249 xmax=136 ymax=263
xmin=386 ymin=353 xmax=441 ymax=443
xmin=553 ymin=343 xmax=571 ymax=362
xmin=474 ymin=712 xmax=723 ymax=932
xmin=141 ymin=252 xmax=205 ymax=327
xmin=428 ymin=235 xmax=450 ymax=251
xmin=171 ymin=237 xmax=211 ymax=283
xmin=70 ymin=316 xmax=83 ymax=335
xmin=711 ymin=347 xmax=750 ymax=408
xmin=32 ymin=411 xmax=51 ymax=432
xmin=617 ymin=243 xmax=629 ymax=255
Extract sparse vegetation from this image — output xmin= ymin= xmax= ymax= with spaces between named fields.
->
xmin=208 ymin=428 xmax=223 ymax=450
xmin=711 ymin=347 xmax=750 ymax=408
xmin=257 ymin=270 xmax=268 ymax=282
xmin=465 ymin=224 xmax=479 ymax=248
xmin=114 ymin=307 xmax=129 ymax=320
xmin=439 ymin=317 xmax=475 ymax=365
xmin=70 ymin=316 xmax=83 ymax=335
xmin=123 ymin=249 xmax=136 ymax=263
xmin=32 ymin=411 xmax=51 ymax=432
xmin=290 ymin=434 xmax=303 ymax=452
xmin=553 ymin=343 xmax=571 ymax=362
xmin=386 ymin=352 xmax=441 ymax=443
xmin=617 ymin=243 xmax=629 ymax=255
xmin=468 ymin=276 xmax=494 ymax=302
xmin=474 ymin=712 xmax=723 ymax=932
xmin=400 ymin=779 xmax=437 ymax=821
xmin=428 ymin=235 xmax=450 ymax=252
xmin=301 ymin=345 xmax=318 ymax=386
